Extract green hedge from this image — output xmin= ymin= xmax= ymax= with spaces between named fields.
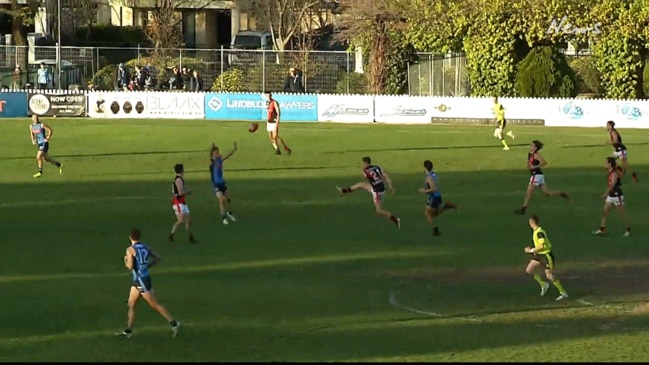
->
xmin=515 ymin=46 xmax=577 ymax=98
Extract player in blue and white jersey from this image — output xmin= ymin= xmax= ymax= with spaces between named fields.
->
xmin=30 ymin=115 xmax=62 ymax=178
xmin=418 ymin=160 xmax=457 ymax=236
xmin=116 ymin=228 xmax=180 ymax=338
xmin=210 ymin=141 xmax=237 ymax=225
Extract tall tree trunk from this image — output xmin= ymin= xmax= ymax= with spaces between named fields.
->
xmin=10 ymin=0 xmax=28 ymax=68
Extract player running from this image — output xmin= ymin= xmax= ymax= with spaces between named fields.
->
xmin=116 ymin=228 xmax=181 ymax=338
xmin=169 ymin=164 xmax=196 ymax=243
xmin=265 ymin=91 xmax=292 ymax=155
xmin=515 ymin=140 xmax=569 ymax=215
xmin=418 ymin=160 xmax=457 ymax=236
xmin=210 ymin=141 xmax=237 ymax=225
xmin=30 ymin=115 xmax=63 ymax=178
xmin=337 ymin=156 xmax=401 ymax=229
xmin=492 ymin=97 xmax=515 ymax=150
xmin=524 ymin=215 xmax=569 ymax=301
xmin=606 ymin=121 xmax=638 ymax=182
xmin=593 ymin=157 xmax=631 ymax=237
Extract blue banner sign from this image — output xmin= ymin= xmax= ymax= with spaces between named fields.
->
xmin=0 ymin=92 xmax=28 ymax=118
xmin=204 ymin=93 xmax=318 ymax=122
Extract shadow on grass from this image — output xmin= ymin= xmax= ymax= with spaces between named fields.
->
xmin=562 ymin=142 xmax=649 ymax=149
xmin=0 ymin=149 xmax=207 ymax=161
xmin=326 ymin=143 xmax=530 ymax=154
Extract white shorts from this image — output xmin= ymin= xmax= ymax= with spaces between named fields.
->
xmin=172 ymin=203 xmax=190 ymax=215
xmin=605 ymin=195 xmax=624 ymax=206
xmin=613 ymin=150 xmax=628 ymax=159
xmin=529 ymin=174 xmax=545 ymax=186
xmin=266 ymin=122 xmax=277 ymax=132
xmin=371 ymin=191 xmax=385 ymax=203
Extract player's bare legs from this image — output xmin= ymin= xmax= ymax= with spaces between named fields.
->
xmin=516 ymin=184 xmax=568 ymax=215
xmin=337 ymin=182 xmax=370 ymax=194
xmin=595 ymin=202 xmax=631 ymax=236
xmin=618 ymin=157 xmax=638 ymax=182
xmin=216 ymin=192 xmax=236 ymax=224
xmin=169 ymin=213 xmax=195 ymax=243
xmin=373 ymin=200 xmax=400 ymax=228
xmin=338 ymin=182 xmax=399 ymax=228
xmin=120 ymin=287 xmax=180 ymax=338
xmin=269 ymin=129 xmax=291 ymax=155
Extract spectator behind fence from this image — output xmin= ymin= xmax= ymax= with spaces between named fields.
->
xmin=12 ymin=65 xmax=21 ymax=90
xmin=116 ymin=63 xmax=130 ymax=91
xmin=168 ymin=66 xmax=183 ymax=90
xmin=189 ymin=70 xmax=203 ymax=92
xmin=181 ymin=67 xmax=192 ymax=90
xmin=283 ymin=67 xmax=304 ymax=93
xmin=37 ymin=63 xmax=50 ymax=90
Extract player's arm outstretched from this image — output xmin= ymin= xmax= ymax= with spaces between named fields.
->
xmin=419 ymin=176 xmax=436 ymax=194
xmin=383 ymin=170 xmax=395 ymax=193
xmin=223 ymin=141 xmax=238 ymax=161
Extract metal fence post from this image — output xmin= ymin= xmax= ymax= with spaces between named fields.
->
xmin=346 ymin=51 xmax=350 ymax=94
xmin=179 ymin=49 xmax=183 ymax=69
xmin=220 ymin=45 xmax=224 ymax=90
xmin=262 ymin=49 xmax=266 ymax=91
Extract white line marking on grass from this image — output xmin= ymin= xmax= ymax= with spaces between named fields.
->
xmin=389 ymin=291 xmax=446 ymax=317
xmin=576 ymin=298 xmax=595 ymax=306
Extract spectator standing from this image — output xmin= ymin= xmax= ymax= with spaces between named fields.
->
xmin=116 ymin=63 xmax=130 ymax=91
xmin=189 ymin=70 xmax=203 ymax=92
xmin=181 ymin=67 xmax=192 ymax=90
xmin=12 ymin=65 xmax=21 ymax=90
xmin=37 ymin=63 xmax=50 ymax=90
xmin=168 ymin=66 xmax=183 ymax=90
xmin=283 ymin=67 xmax=305 ymax=93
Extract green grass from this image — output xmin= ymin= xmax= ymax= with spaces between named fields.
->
xmin=2 ymin=119 xmax=649 ymax=362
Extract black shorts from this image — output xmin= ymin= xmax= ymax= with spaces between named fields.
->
xmin=214 ymin=183 xmax=227 ymax=194
xmin=530 ymin=252 xmax=555 ymax=270
xmin=499 ymin=119 xmax=507 ymax=129
xmin=132 ymin=276 xmax=152 ymax=293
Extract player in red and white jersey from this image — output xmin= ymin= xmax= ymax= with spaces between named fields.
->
xmin=337 ymin=156 xmax=400 ymax=229
xmin=265 ymin=91 xmax=292 ymax=156
xmin=169 ymin=164 xmax=196 ymax=243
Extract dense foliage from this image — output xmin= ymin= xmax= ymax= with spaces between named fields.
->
xmin=516 ymin=46 xmax=577 ymax=97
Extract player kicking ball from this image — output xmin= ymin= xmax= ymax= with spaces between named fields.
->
xmin=337 ymin=156 xmax=400 ymax=229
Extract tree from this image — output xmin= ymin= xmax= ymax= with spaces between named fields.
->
xmin=144 ymin=0 xmax=184 ymax=51
xmin=516 ymin=46 xmax=577 ymax=97
xmin=75 ymin=0 xmax=101 ymax=40
xmin=334 ymin=0 xmax=410 ymax=94
xmin=237 ymin=0 xmax=323 ymax=50
xmin=0 ymin=0 xmax=39 ymax=68
xmin=590 ymin=0 xmax=649 ymax=98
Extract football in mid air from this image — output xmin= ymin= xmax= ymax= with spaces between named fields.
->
xmin=249 ymin=122 xmax=259 ymax=133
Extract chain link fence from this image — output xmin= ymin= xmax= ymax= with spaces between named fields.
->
xmin=407 ymin=53 xmax=470 ymax=96
xmin=0 ymin=45 xmax=359 ymax=93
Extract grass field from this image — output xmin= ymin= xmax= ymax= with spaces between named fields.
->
xmin=2 ymin=119 xmax=649 ymax=362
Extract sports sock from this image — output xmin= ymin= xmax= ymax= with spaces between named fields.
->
xmin=125 ymin=328 xmax=133 ymax=334
xmin=433 ymin=226 xmax=440 ymax=235
xmin=520 ymin=206 xmax=527 ymax=214
xmin=533 ymin=274 xmax=546 ymax=286
xmin=341 ymin=187 xmax=352 ymax=193
xmin=38 ymin=167 xmax=43 ymax=173
xmin=170 ymin=320 xmax=178 ymax=327
xmin=552 ymin=280 xmax=566 ymax=294
xmin=501 ymin=140 xmax=509 ymax=148
xmin=599 ymin=226 xmax=605 ymax=232
xmin=389 ymin=215 xmax=399 ymax=223
xmin=272 ymin=142 xmax=278 ymax=150
xmin=54 ymin=162 xmax=61 ymax=167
